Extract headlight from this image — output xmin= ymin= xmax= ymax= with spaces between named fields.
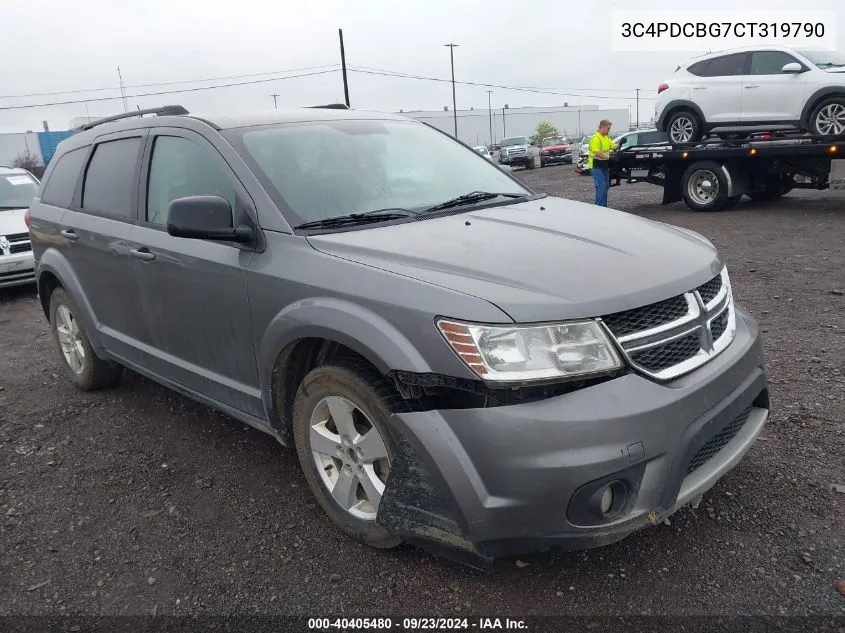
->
xmin=437 ymin=319 xmax=623 ymax=383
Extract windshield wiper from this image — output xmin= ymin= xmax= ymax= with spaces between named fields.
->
xmin=294 ymin=208 xmax=416 ymax=230
xmin=421 ymin=191 xmax=527 ymax=214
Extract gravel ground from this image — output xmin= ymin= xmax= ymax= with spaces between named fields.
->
xmin=1 ymin=165 xmax=844 ymax=621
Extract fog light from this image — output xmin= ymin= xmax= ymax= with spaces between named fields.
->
xmin=600 ymin=486 xmax=614 ymax=514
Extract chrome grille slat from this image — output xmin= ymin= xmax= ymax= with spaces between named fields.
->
xmin=601 ymin=268 xmax=736 ymax=380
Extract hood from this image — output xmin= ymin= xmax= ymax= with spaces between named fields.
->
xmin=502 ymin=144 xmax=529 ymax=152
xmin=306 ymin=197 xmax=722 ymax=323
xmin=0 ymin=208 xmax=28 ymax=237
xmin=824 ymin=67 xmax=845 ymax=74
xmin=540 ymin=144 xmax=571 ymax=152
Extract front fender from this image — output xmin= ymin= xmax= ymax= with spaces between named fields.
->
xmin=36 ymin=248 xmax=104 ymax=351
xmin=801 ymin=87 xmax=845 ymax=127
xmin=257 ymin=297 xmax=435 ymax=420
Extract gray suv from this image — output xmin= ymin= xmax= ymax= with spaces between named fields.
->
xmin=28 ymin=105 xmax=770 ymax=563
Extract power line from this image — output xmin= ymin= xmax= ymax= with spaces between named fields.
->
xmin=0 ymin=69 xmax=340 ymax=111
xmin=350 ymin=64 xmax=644 ymax=93
xmin=0 ymin=64 xmax=341 ymax=100
xmin=348 ymin=66 xmax=658 ymax=101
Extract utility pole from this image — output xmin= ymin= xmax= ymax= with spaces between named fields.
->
xmin=270 ymin=94 xmax=280 ymax=109
xmin=635 ymin=88 xmax=640 ymax=129
xmin=502 ymin=105 xmax=508 ymax=138
xmin=486 ymin=90 xmax=493 ymax=148
xmin=117 ymin=67 xmax=128 ymax=113
xmin=338 ymin=29 xmax=350 ymax=107
xmin=444 ymin=43 xmax=459 ymax=138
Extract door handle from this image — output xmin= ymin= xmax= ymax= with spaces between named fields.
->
xmin=60 ymin=229 xmax=78 ymax=242
xmin=692 ymin=86 xmax=707 ymax=90
xmin=745 ymin=85 xmax=760 ymax=89
xmin=129 ymin=247 xmax=156 ymax=262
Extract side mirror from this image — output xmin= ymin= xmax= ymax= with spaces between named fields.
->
xmin=782 ymin=62 xmax=803 ymax=73
xmin=166 ymin=195 xmax=252 ymax=243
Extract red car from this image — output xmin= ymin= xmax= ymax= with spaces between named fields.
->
xmin=539 ymin=136 xmax=572 ymax=167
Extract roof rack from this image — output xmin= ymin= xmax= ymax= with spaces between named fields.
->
xmin=75 ymin=105 xmax=189 ymax=132
xmin=308 ymin=103 xmax=350 ymax=110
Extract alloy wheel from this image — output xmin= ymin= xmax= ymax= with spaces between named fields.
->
xmin=56 ymin=305 xmax=86 ymax=375
xmin=815 ymin=103 xmax=845 ymax=136
xmin=308 ymin=396 xmax=390 ymax=521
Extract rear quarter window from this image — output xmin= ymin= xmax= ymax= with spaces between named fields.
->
xmin=40 ymin=148 xmax=87 ymax=208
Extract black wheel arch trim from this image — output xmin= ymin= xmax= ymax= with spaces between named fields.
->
xmin=657 ymin=100 xmax=706 ymax=131
xmin=801 ymin=87 xmax=845 ymax=127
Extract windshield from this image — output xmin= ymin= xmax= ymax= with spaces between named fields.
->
xmin=228 ymin=119 xmax=528 ymax=226
xmin=542 ymin=137 xmax=568 ymax=147
xmin=500 ymin=137 xmax=528 ymax=147
xmin=0 ymin=172 xmax=38 ymax=209
xmin=799 ymin=50 xmax=845 ymax=68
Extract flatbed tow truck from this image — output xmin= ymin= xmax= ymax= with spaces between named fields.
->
xmin=609 ymin=130 xmax=845 ymax=212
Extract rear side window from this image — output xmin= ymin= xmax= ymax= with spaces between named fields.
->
xmin=687 ymin=60 xmax=710 ymax=76
xmin=40 ymin=148 xmax=87 ymax=208
xmin=698 ymin=53 xmax=748 ymax=77
xmin=82 ymin=137 xmax=142 ymax=218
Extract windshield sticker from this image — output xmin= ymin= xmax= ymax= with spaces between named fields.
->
xmin=5 ymin=176 xmax=33 ymax=186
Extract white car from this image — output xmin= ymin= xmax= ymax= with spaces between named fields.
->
xmin=0 ymin=166 xmax=38 ymax=288
xmin=472 ymin=145 xmax=493 ymax=160
xmin=655 ymin=46 xmax=845 ymax=143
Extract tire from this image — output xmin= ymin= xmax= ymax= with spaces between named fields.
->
xmin=666 ymin=109 xmax=703 ymax=144
xmin=540 ymin=160 xmax=546 ymax=168
xmin=808 ymin=97 xmax=845 ymax=136
xmin=681 ymin=161 xmax=730 ymax=212
xmin=292 ymin=362 xmax=403 ymax=549
xmin=49 ymin=288 xmax=121 ymax=390
xmin=747 ymin=174 xmax=794 ymax=201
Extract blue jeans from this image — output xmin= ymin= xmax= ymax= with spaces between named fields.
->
xmin=592 ymin=168 xmax=609 ymax=207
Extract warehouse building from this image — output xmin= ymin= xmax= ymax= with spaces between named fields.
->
xmin=399 ymin=104 xmax=631 ymax=147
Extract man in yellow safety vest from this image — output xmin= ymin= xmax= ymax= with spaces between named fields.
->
xmin=588 ymin=119 xmax=618 ymax=207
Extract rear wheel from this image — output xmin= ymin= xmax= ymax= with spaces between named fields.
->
xmin=49 ymin=288 xmax=121 ymax=390
xmin=666 ymin=110 xmax=703 ymax=144
xmin=292 ymin=363 xmax=403 ymax=549
xmin=809 ymin=97 xmax=845 ymax=136
xmin=681 ymin=161 xmax=730 ymax=212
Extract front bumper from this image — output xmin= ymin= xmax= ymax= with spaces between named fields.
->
xmin=0 ymin=252 xmax=35 ymax=288
xmin=381 ymin=305 xmax=769 ymax=560
xmin=499 ymin=154 xmax=532 ymax=166
xmin=540 ymin=152 xmax=571 ymax=164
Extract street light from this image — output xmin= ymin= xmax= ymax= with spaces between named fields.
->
xmin=444 ymin=43 xmax=459 ymax=137
xmin=486 ymin=90 xmax=493 ymax=147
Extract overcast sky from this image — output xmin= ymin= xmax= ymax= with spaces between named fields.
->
xmin=1 ymin=0 xmax=842 ymax=133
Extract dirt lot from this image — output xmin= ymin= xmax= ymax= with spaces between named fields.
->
xmin=1 ymin=165 xmax=844 ymax=622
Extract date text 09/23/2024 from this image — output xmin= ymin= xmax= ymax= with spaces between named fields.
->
xmin=308 ymin=618 xmax=528 ymax=630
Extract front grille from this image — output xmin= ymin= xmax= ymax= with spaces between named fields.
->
xmin=686 ymin=407 xmax=752 ymax=475
xmin=628 ymin=333 xmax=701 ymax=372
xmin=696 ymin=275 xmax=723 ymax=305
xmin=6 ymin=232 xmax=29 ymax=241
xmin=600 ymin=267 xmax=735 ymax=380
xmin=710 ymin=309 xmax=729 ymax=340
xmin=602 ymin=295 xmax=689 ymax=337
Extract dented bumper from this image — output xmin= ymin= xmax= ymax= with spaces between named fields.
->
xmin=379 ymin=306 xmax=769 ymax=562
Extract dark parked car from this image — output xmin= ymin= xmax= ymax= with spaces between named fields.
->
xmin=28 ymin=105 xmax=770 ymax=563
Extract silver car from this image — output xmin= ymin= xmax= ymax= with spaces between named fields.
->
xmin=28 ymin=105 xmax=770 ymax=564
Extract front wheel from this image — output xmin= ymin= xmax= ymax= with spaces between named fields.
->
xmin=681 ymin=161 xmax=730 ymax=212
xmin=809 ymin=97 xmax=845 ymax=136
xmin=666 ymin=110 xmax=703 ymax=144
xmin=292 ymin=363 xmax=403 ymax=549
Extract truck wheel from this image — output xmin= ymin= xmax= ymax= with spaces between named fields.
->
xmin=292 ymin=362 xmax=403 ymax=549
xmin=681 ymin=161 xmax=729 ymax=211
xmin=49 ymin=288 xmax=122 ymax=390
xmin=809 ymin=97 xmax=845 ymax=136
xmin=666 ymin=110 xmax=703 ymax=144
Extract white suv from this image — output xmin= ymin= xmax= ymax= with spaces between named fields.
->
xmin=0 ymin=166 xmax=38 ymax=288
xmin=655 ymin=46 xmax=845 ymax=143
